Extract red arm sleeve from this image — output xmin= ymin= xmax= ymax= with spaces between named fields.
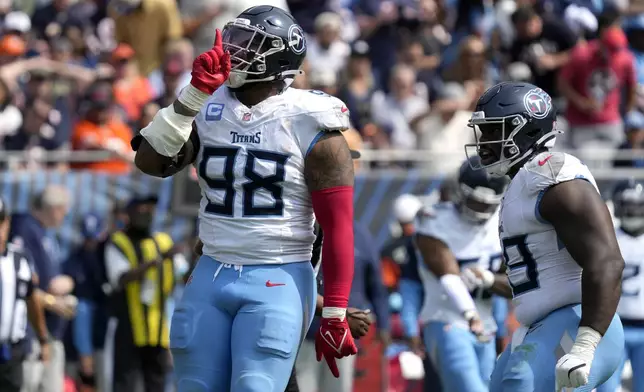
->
xmin=311 ymin=186 xmax=354 ymax=309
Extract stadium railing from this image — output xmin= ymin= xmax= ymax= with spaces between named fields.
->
xmin=0 ymin=148 xmax=641 ymax=256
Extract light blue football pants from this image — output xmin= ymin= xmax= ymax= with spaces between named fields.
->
xmin=169 ymin=256 xmax=317 ymax=392
xmin=493 ymin=295 xmax=509 ymax=340
xmin=491 ymin=304 xmax=624 ymax=392
xmin=423 ymin=321 xmax=496 ymax=392
xmin=597 ymin=323 xmax=644 ymax=392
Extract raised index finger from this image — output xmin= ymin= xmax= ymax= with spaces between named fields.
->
xmin=213 ymin=29 xmax=223 ymax=49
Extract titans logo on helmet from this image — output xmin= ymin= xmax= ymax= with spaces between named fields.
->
xmin=288 ymin=24 xmax=306 ymax=55
xmin=523 ymin=88 xmax=552 ymax=120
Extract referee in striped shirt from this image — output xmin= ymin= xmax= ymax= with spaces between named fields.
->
xmin=0 ymin=198 xmax=50 ymax=392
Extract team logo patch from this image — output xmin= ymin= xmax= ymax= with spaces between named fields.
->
xmin=205 ymin=103 xmax=225 ymax=121
xmin=288 ymin=24 xmax=306 ymax=55
xmin=523 ymin=88 xmax=552 ymax=119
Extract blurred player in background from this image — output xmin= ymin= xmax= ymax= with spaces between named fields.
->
xmin=131 ymin=5 xmax=357 ymax=392
xmin=465 ymin=81 xmax=625 ymax=391
xmin=415 ymin=157 xmax=507 ymax=392
xmin=598 ymin=179 xmax=644 ymax=392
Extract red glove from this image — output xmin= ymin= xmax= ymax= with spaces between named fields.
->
xmin=315 ymin=312 xmax=358 ymax=378
xmin=190 ymin=29 xmax=231 ymax=95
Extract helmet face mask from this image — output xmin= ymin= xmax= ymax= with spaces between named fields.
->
xmin=221 ymin=7 xmax=307 ymax=89
xmin=223 ymin=22 xmax=284 ymax=76
xmin=465 ymin=114 xmax=527 ymax=178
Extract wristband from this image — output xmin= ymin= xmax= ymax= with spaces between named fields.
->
xmin=178 ymin=84 xmax=210 ymax=113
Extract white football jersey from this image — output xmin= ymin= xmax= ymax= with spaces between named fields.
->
xmin=500 ymin=151 xmax=596 ymax=326
xmin=416 ymin=202 xmax=503 ymax=331
xmin=193 ymin=87 xmax=350 ymax=265
xmin=615 ymin=228 xmax=644 ymax=320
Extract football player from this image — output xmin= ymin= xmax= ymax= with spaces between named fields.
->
xmin=465 ymin=81 xmax=625 ymax=391
xmin=598 ymin=179 xmax=644 ymax=392
xmin=131 ymin=6 xmax=357 ymax=392
xmin=415 ymin=157 xmax=507 ymax=392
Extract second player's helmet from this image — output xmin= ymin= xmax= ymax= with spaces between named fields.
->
xmin=222 ymin=6 xmax=306 ymax=88
xmin=456 ymin=157 xmax=507 ymax=224
xmin=465 ymin=82 xmax=561 ymax=177
xmin=613 ymin=178 xmax=644 ymax=233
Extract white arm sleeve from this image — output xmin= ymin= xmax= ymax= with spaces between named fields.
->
xmin=139 ymin=85 xmax=209 ymax=157
xmin=440 ymin=274 xmax=477 ymax=314
xmin=104 ymin=244 xmax=131 ymax=288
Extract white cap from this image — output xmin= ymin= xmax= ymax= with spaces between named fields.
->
xmin=393 ymin=194 xmax=422 ymax=224
xmin=4 ymin=11 xmax=31 ymax=34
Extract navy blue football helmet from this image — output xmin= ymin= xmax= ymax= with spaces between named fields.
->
xmin=613 ymin=178 xmax=644 ymax=233
xmin=456 ymin=157 xmax=508 ymax=223
xmin=222 ymin=6 xmax=306 ymax=88
xmin=465 ymin=82 xmax=561 ymax=177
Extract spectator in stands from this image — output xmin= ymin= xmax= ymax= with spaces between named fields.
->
xmin=624 ymin=14 xmax=644 ymax=112
xmin=0 ymin=197 xmax=50 ymax=392
xmin=10 ymin=185 xmax=76 ymax=392
xmin=371 ymin=63 xmax=428 ymax=150
xmin=30 ymin=0 xmax=72 ymax=40
xmin=338 ymin=41 xmax=377 ymax=134
xmin=70 ymin=80 xmax=133 ymax=174
xmin=148 ymin=38 xmax=192 ymax=101
xmin=614 ymin=110 xmax=644 ymax=168
xmin=352 ymin=0 xmax=400 ymax=91
xmin=110 ymin=0 xmax=183 ymax=76
xmin=415 ymin=82 xmax=476 ymax=174
xmin=103 ymin=196 xmax=186 ymax=392
xmin=307 ymin=12 xmax=350 ymax=76
xmin=559 ymin=24 xmax=636 ymax=153
xmin=178 ymin=2 xmax=222 ymax=56
xmin=309 ymin=70 xmax=339 ymax=97
xmin=296 ymin=129 xmax=390 ymax=392
xmin=4 ymin=96 xmax=67 ymax=172
xmin=3 ymin=11 xmax=31 ymax=39
xmin=111 ymin=43 xmax=154 ymax=124
xmin=65 ymin=214 xmax=109 ymax=392
xmin=506 ymin=5 xmax=577 ymax=100
xmin=0 ymin=78 xmax=21 ymax=145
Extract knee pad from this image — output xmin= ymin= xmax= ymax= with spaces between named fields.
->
xmin=176 ymin=378 xmax=210 ymax=392
xmin=233 ymin=372 xmax=275 ymax=392
xmin=170 ymin=305 xmax=198 ymax=351
xmin=256 ymin=313 xmax=298 ymax=359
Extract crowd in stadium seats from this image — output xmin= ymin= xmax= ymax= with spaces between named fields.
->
xmin=0 ymin=0 xmax=641 ymax=172
xmin=0 ymin=0 xmax=644 ymax=391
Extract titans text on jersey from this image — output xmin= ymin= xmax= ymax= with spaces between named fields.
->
xmin=194 ymin=87 xmax=350 ymax=265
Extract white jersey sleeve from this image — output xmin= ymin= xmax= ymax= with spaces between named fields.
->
xmin=500 ymin=151 xmax=596 ymax=326
xmin=287 ymin=89 xmax=351 ymax=156
xmin=416 ymin=203 xmax=502 ymax=331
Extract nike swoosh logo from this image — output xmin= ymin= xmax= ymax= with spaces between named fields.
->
xmin=538 ymin=155 xmax=553 ymax=166
xmin=341 ymin=107 xmax=349 ymax=113
xmin=265 ymin=281 xmax=285 ymax=287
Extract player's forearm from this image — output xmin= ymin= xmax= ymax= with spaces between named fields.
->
xmin=138 ymin=85 xmax=207 ymax=158
xmin=580 ymin=259 xmax=623 ymax=334
xmin=306 ymin=132 xmax=355 ymax=316
xmin=27 ymin=291 xmax=49 ymax=342
xmin=118 ymin=260 xmax=159 ymax=287
xmin=489 ymin=274 xmax=513 ymax=299
xmin=315 ymin=294 xmax=324 ymax=317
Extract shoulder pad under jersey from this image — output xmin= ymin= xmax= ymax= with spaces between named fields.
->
xmin=523 ymin=151 xmax=594 ymax=193
xmin=289 ymin=89 xmax=351 ymax=132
